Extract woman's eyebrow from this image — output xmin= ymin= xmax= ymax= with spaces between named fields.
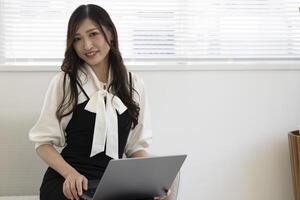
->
xmin=75 ymin=28 xmax=98 ymax=36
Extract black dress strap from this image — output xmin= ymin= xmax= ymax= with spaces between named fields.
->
xmin=76 ymin=80 xmax=90 ymax=100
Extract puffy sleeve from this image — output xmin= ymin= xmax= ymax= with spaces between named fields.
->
xmin=28 ymin=72 xmax=68 ymax=149
xmin=125 ymin=73 xmax=153 ymax=157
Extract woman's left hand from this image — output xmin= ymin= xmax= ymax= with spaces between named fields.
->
xmin=153 ymin=189 xmax=171 ymax=200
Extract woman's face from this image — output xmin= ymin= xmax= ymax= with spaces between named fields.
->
xmin=73 ymin=18 xmax=112 ymax=68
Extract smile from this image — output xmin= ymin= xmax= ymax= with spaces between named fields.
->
xmin=85 ymin=51 xmax=99 ymax=57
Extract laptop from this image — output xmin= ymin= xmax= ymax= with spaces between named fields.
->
xmin=81 ymin=154 xmax=187 ymax=200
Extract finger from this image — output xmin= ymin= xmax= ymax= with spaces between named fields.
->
xmin=153 ymin=197 xmax=160 ymax=200
xmin=69 ymin=180 xmax=79 ymax=200
xmin=166 ymin=189 xmax=171 ymax=196
xmin=76 ymin=177 xmax=83 ymax=196
xmin=62 ymin=182 xmax=69 ymax=199
xmin=83 ymin=177 xmax=88 ymax=191
xmin=160 ymin=191 xmax=169 ymax=200
xmin=64 ymin=181 xmax=74 ymax=200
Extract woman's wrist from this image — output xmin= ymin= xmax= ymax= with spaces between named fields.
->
xmin=61 ymin=165 xmax=79 ymax=179
xmin=130 ymin=149 xmax=149 ymax=158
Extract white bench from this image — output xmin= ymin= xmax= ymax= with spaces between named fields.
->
xmin=0 ymin=196 xmax=38 ymax=200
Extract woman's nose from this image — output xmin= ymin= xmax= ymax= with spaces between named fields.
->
xmin=83 ymin=39 xmax=93 ymax=50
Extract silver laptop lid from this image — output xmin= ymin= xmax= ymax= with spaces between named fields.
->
xmin=91 ymin=154 xmax=187 ymax=200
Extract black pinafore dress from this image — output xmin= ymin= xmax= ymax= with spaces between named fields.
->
xmin=39 ymin=78 xmax=133 ymax=200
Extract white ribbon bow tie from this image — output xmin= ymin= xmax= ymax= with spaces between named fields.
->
xmin=84 ymin=90 xmax=127 ymax=159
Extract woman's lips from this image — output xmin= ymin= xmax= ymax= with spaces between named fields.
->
xmin=85 ymin=51 xmax=99 ymax=58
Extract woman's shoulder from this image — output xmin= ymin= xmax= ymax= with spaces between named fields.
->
xmin=52 ymin=71 xmax=67 ymax=81
xmin=44 ymin=71 xmax=71 ymax=97
xmin=49 ymin=71 xmax=69 ymax=87
xmin=129 ymin=72 xmax=145 ymax=89
xmin=128 ymin=72 xmax=148 ymax=102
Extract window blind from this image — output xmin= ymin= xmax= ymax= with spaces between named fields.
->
xmin=0 ymin=0 xmax=299 ymax=67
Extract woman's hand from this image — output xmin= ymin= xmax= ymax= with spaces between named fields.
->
xmin=153 ymin=189 xmax=171 ymax=200
xmin=63 ymin=171 xmax=88 ymax=200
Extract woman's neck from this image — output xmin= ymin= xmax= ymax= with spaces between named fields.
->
xmin=91 ymin=61 xmax=109 ymax=83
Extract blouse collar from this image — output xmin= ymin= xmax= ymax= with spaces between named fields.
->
xmin=83 ymin=62 xmax=112 ymax=91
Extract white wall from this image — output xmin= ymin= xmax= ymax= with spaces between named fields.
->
xmin=0 ymin=68 xmax=299 ymax=200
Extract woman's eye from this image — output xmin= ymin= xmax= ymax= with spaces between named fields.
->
xmin=90 ymin=32 xmax=99 ymax=37
xmin=74 ymin=37 xmax=81 ymax=42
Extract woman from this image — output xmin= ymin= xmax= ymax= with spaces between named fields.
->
xmin=29 ymin=4 xmax=170 ymax=200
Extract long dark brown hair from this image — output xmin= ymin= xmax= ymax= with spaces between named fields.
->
xmin=56 ymin=4 xmax=140 ymax=128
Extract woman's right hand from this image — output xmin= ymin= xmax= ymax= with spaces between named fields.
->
xmin=63 ymin=171 xmax=88 ymax=200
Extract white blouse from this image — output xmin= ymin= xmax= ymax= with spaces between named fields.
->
xmin=29 ymin=64 xmax=152 ymax=159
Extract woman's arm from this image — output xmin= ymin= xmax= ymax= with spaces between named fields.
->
xmin=36 ymin=144 xmax=88 ymax=200
xmin=30 ymin=74 xmax=87 ymax=200
xmin=36 ymin=144 xmax=77 ymax=178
